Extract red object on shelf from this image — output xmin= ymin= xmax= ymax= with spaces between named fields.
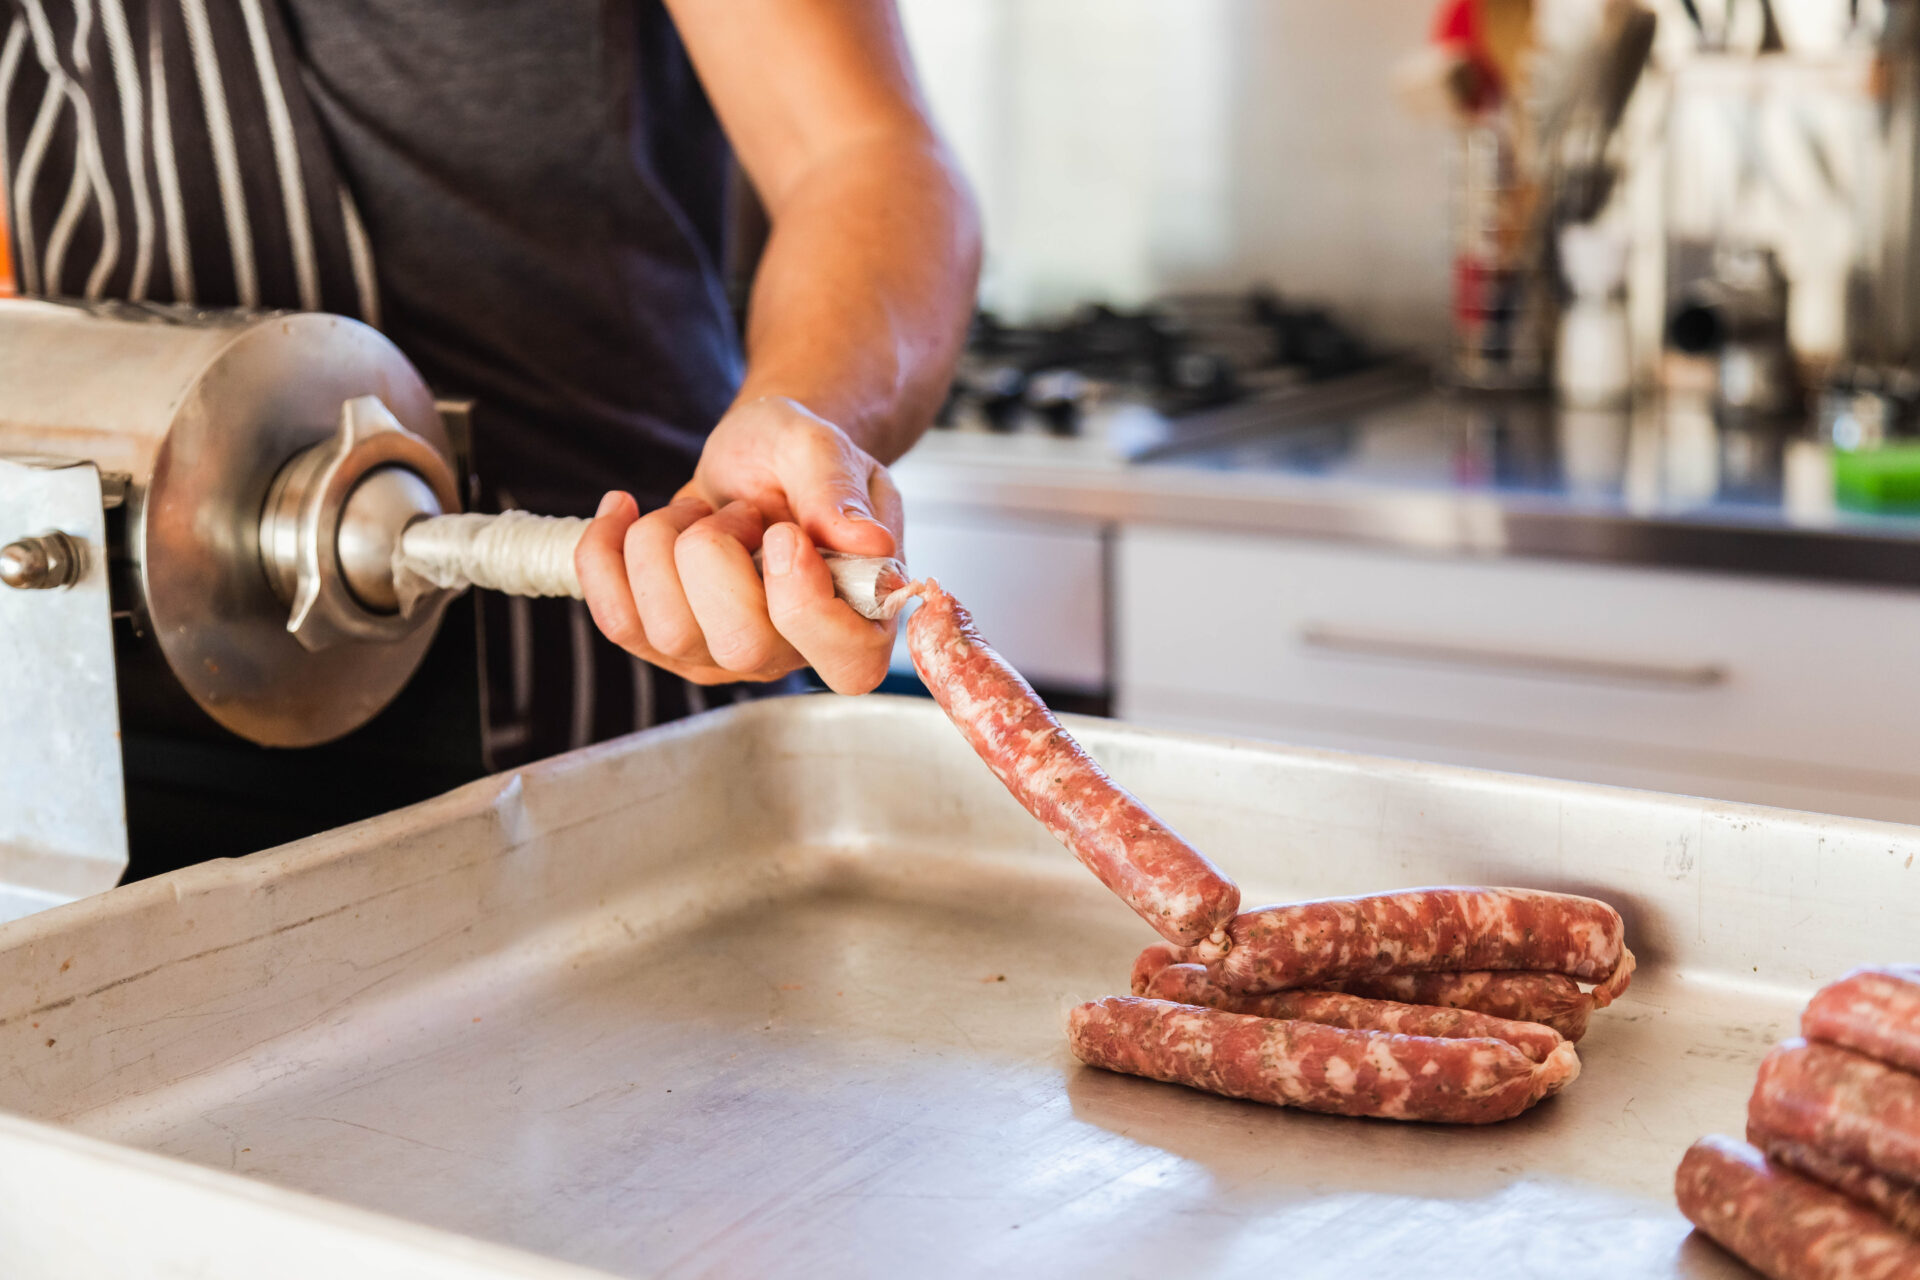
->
xmin=1432 ymin=0 xmax=1481 ymax=47
xmin=1432 ymin=0 xmax=1503 ymax=113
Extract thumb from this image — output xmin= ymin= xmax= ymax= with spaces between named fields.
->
xmin=791 ymin=454 xmax=897 ymax=559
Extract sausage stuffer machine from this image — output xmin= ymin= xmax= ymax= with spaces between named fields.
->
xmin=0 ymin=299 xmax=905 ymax=922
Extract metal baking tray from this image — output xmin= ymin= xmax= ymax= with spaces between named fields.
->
xmin=0 ymin=694 xmax=1912 ymax=1278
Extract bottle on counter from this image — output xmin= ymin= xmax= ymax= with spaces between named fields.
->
xmin=1555 ymin=223 xmax=1632 ymax=409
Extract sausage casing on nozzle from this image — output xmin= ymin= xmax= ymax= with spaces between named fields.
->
xmin=906 ymin=580 xmax=1239 ymax=947
xmin=395 ymin=512 xmax=913 ymax=621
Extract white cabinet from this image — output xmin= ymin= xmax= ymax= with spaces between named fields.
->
xmin=893 ymin=512 xmax=1107 ymax=693
xmin=1116 ymin=528 xmax=1920 ymax=824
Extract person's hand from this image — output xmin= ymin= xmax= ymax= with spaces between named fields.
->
xmin=573 ymin=397 xmax=906 ymax=694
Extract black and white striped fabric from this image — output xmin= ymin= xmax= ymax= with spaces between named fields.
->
xmin=0 ymin=0 xmax=375 ymax=319
xmin=2 ymin=1 xmax=793 ymax=763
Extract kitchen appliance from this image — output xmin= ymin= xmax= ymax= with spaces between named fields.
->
xmin=1668 ymin=244 xmax=1800 ymax=417
xmin=0 ymin=298 xmax=482 ymax=915
xmin=0 ymin=299 xmax=902 ymax=919
xmin=939 ymin=291 xmax=1381 ymax=438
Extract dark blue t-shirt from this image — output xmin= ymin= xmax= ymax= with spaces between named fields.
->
xmin=281 ymin=0 xmax=743 ymax=514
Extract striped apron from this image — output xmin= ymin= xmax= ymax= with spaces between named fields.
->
xmin=0 ymin=0 xmax=793 ymax=763
xmin=0 ymin=0 xmax=375 ymax=318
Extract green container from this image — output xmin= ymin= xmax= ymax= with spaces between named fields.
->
xmin=1833 ymin=443 xmax=1920 ymax=515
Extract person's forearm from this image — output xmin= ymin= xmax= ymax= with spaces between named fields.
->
xmin=733 ymin=134 xmax=980 ymax=464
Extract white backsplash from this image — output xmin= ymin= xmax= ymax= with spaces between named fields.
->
xmin=900 ymin=0 xmax=1453 ymax=352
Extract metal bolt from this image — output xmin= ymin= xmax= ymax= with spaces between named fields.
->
xmin=0 ymin=532 xmax=84 ymax=590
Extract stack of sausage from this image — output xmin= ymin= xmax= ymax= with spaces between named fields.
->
xmin=1106 ymin=886 xmax=1633 ymax=1124
xmin=1678 ymin=967 xmax=1920 ymax=1280
xmin=907 ymin=580 xmax=1634 ymax=1125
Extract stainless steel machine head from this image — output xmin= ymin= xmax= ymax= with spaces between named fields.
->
xmin=0 ymin=298 xmax=460 ymax=749
xmin=0 ymin=299 xmax=472 ymax=917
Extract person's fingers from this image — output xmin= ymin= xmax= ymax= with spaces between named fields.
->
xmin=623 ymin=496 xmax=716 ymax=668
xmin=789 ymin=457 xmax=898 ymax=559
xmin=762 ymin=522 xmax=893 ymax=694
xmin=675 ymin=501 xmax=801 ymax=678
xmin=575 ymin=491 xmax=656 ymax=656
xmin=760 ymin=410 xmax=897 ymax=559
xmin=577 ymin=491 xmax=797 ymax=688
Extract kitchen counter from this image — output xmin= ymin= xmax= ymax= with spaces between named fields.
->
xmin=893 ymin=386 xmax=1920 ymax=587
xmin=889 ymin=384 xmax=1920 ymax=824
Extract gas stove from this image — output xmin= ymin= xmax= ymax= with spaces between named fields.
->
xmin=935 ymin=289 xmax=1386 ymax=441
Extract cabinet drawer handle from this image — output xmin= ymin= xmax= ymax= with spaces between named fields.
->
xmin=1299 ymin=623 xmax=1729 ymax=688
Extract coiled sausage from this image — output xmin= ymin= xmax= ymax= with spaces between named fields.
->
xmin=1068 ymin=996 xmax=1579 ymax=1124
xmin=1140 ymin=962 xmax=1566 ymax=1064
xmin=1750 ymin=1123 xmax=1920 ymax=1241
xmin=1676 ymin=1135 xmax=1920 ymax=1280
xmin=1327 ymin=971 xmax=1593 ymax=1042
xmin=1132 ymin=942 xmax=1595 ymax=1041
xmin=1210 ymin=886 xmax=1633 ymax=1004
xmin=1804 ymin=967 xmax=1920 ymax=1077
xmin=1749 ymin=1040 xmax=1920 ymax=1187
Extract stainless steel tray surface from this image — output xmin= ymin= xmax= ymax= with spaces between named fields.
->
xmin=1 ymin=694 xmax=1915 ymax=1278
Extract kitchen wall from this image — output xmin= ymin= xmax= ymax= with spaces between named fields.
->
xmin=899 ymin=0 xmax=1453 ymax=353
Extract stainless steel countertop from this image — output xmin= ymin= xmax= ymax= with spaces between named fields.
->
xmin=892 ymin=387 xmax=1920 ymax=587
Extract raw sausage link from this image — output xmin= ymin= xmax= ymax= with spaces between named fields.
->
xmin=907 ymin=581 xmax=1240 ymax=946
xmin=1677 ymin=1136 xmax=1920 ymax=1280
xmin=1212 ymin=886 xmax=1630 ymax=1000
xmin=1751 ymin=1124 xmax=1920 ymax=1241
xmin=1328 ymin=971 xmax=1594 ymax=1042
xmin=1131 ymin=942 xmax=1191 ymax=996
xmin=1749 ymin=1039 xmax=1920 ymax=1187
xmin=1142 ymin=962 xmax=1566 ymax=1064
xmin=1131 ymin=941 xmax=1598 ymax=1041
xmin=1804 ymin=967 xmax=1920 ymax=1076
xmin=1067 ymin=996 xmax=1579 ymax=1124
